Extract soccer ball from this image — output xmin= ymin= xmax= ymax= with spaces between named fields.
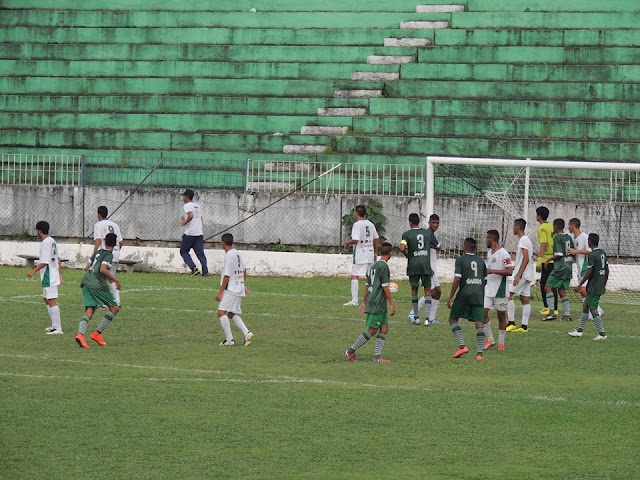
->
xmin=389 ymin=282 xmax=399 ymax=293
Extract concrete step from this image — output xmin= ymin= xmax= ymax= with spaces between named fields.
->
xmin=416 ymin=4 xmax=465 ymax=13
xmin=384 ymin=38 xmax=432 ymax=47
xmin=283 ymin=145 xmax=327 ymax=154
xmin=334 ymin=90 xmax=383 ymax=98
xmin=318 ymin=108 xmax=368 ymax=117
xmin=368 ymin=55 xmax=416 ymax=65
xmin=401 ymin=21 xmax=449 ymax=29
xmin=351 ymin=71 xmax=400 ymax=81
xmin=300 ymin=126 xmax=349 ymax=135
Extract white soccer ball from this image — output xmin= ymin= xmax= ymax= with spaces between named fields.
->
xmin=389 ymin=282 xmax=399 ymax=293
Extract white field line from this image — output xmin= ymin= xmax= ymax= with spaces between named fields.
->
xmin=0 ymin=356 xmax=638 ymax=409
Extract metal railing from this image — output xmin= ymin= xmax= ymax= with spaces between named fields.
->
xmin=1 ymin=153 xmax=83 ymax=186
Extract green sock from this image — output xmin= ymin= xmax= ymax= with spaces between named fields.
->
xmin=546 ymin=292 xmax=556 ymax=312
xmin=411 ymin=295 xmax=419 ymax=319
xmin=451 ymin=322 xmax=464 ymax=348
xmin=561 ymin=296 xmax=570 ymax=316
xmin=349 ymin=330 xmax=372 ymax=354
xmin=374 ymin=333 xmax=386 ymax=358
xmin=593 ymin=315 xmax=605 ymax=336
xmin=476 ymin=327 xmax=485 ymax=355
xmin=423 ymin=295 xmax=432 ymax=322
xmin=578 ymin=312 xmax=588 ymax=332
xmin=97 ymin=311 xmax=116 ymax=334
xmin=78 ymin=315 xmax=90 ymax=335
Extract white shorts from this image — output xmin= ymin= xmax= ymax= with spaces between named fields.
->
xmin=352 ymin=263 xmax=372 ymax=277
xmin=43 ymin=286 xmax=58 ymax=300
xmin=484 ymin=296 xmax=508 ymax=312
xmin=431 ymin=272 xmax=440 ymax=288
xmin=218 ymin=291 xmax=242 ymax=314
xmin=509 ymin=280 xmax=532 ymax=297
xmin=110 ymin=262 xmax=118 ymax=275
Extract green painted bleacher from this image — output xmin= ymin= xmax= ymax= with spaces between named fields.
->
xmin=0 ymin=0 xmax=638 ymax=189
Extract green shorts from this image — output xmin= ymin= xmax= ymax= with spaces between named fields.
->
xmin=585 ymin=295 xmax=601 ymax=311
xmin=82 ymin=287 xmax=117 ymax=308
xmin=450 ymin=301 xmax=484 ymax=323
xmin=546 ymin=276 xmax=570 ymax=290
xmin=409 ymin=274 xmax=431 ymax=289
xmin=365 ymin=313 xmax=389 ymax=329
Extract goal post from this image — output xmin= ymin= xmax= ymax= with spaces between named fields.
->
xmin=426 ymin=156 xmax=640 ymax=305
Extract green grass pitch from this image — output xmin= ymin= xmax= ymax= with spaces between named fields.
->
xmin=1 ymin=265 xmax=639 ymax=479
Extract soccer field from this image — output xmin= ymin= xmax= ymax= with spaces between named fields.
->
xmin=1 ymin=265 xmax=639 ymax=479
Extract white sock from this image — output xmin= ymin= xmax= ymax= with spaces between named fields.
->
xmin=484 ymin=320 xmax=494 ymax=341
xmin=49 ymin=305 xmax=62 ymax=331
xmin=46 ymin=305 xmax=53 ymax=328
xmin=430 ymin=299 xmax=439 ymax=321
xmin=499 ymin=329 xmax=506 ymax=346
xmin=522 ymin=304 xmax=531 ymax=327
xmin=507 ymin=300 xmax=516 ymax=323
xmin=231 ymin=315 xmax=249 ymax=337
xmin=417 ymin=296 xmax=426 ymax=311
xmin=350 ymin=279 xmax=359 ymax=303
xmin=219 ymin=315 xmax=233 ymax=342
xmin=111 ymin=281 xmax=121 ymax=306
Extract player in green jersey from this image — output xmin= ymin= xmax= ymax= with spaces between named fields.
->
xmin=400 ymin=213 xmax=439 ymax=326
xmin=543 ymin=219 xmax=575 ymax=322
xmin=75 ymin=233 xmax=121 ymax=349
xmin=569 ymin=233 xmax=609 ymax=340
xmin=447 ymin=238 xmax=487 ymax=360
xmin=344 ymin=243 xmax=396 ymax=363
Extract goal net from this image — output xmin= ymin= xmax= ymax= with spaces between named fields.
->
xmin=426 ymin=157 xmax=640 ymax=306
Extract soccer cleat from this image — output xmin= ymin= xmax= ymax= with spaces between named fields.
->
xmin=411 ymin=318 xmax=420 ymax=325
xmin=190 ymin=268 xmax=200 ymax=276
xmin=372 ymin=357 xmax=391 ymax=363
xmin=343 ymin=300 xmax=359 ymax=306
xmin=219 ymin=339 xmax=236 ymax=346
xmin=506 ymin=324 xmax=516 ymax=332
xmin=344 ymin=349 xmax=357 ymax=361
xmin=543 ymin=314 xmax=557 ymax=321
xmin=244 ymin=331 xmax=255 ymax=347
xmin=475 ymin=354 xmax=484 ymax=361
xmin=514 ymin=327 xmax=528 ymax=333
xmin=45 ymin=329 xmax=63 ymax=335
xmin=407 ymin=311 xmax=415 ymax=319
xmin=539 ymin=308 xmax=550 ymax=316
xmin=593 ymin=334 xmax=608 ymax=341
xmin=44 ymin=326 xmax=56 ymax=333
xmin=452 ymin=346 xmax=469 ymax=358
xmin=561 ymin=315 xmax=572 ymax=322
xmin=567 ymin=330 xmax=583 ymax=337
xmin=75 ymin=334 xmax=89 ymax=349
xmin=90 ymin=331 xmax=107 ymax=346
xmin=424 ymin=319 xmax=431 ymax=327
xmin=498 ymin=344 xmax=504 ymax=351
xmin=430 ymin=319 xmax=440 ymax=325
xmin=484 ymin=339 xmax=495 ymax=350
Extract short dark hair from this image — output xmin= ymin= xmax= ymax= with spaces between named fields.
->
xmin=97 ymin=206 xmax=108 ymax=218
xmin=408 ymin=213 xmax=420 ymax=225
xmin=183 ymin=189 xmax=195 ymax=200
xmin=355 ymin=205 xmax=366 ymax=218
xmin=588 ymin=233 xmax=599 ymax=247
xmin=553 ymin=218 xmax=565 ymax=230
xmin=464 ymin=237 xmax=477 ymax=251
xmin=536 ymin=206 xmax=550 ymax=221
xmin=105 ymin=232 xmax=117 ymax=247
xmin=487 ymin=229 xmax=499 ymax=242
xmin=569 ymin=217 xmax=581 ymax=229
xmin=380 ymin=242 xmax=393 ymax=256
xmin=221 ymin=233 xmax=234 ymax=246
xmin=35 ymin=221 xmax=49 ymax=234
xmin=429 ymin=214 xmax=439 ymax=221
xmin=514 ymin=218 xmax=526 ymax=231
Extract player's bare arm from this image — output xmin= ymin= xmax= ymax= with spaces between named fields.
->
xmin=544 ymin=252 xmax=562 ymax=268
xmin=487 ymin=264 xmax=514 ymax=276
xmin=343 ymin=238 xmax=358 ymax=250
xmin=26 ymin=262 xmax=47 ymax=278
xmin=91 ymin=238 xmax=101 ymax=256
xmin=181 ymin=211 xmax=194 ymax=227
xmin=383 ymin=285 xmax=396 ymax=316
xmin=399 ymin=239 xmax=408 ymax=258
xmin=100 ymin=263 xmax=121 ymax=290
xmin=216 ymin=275 xmax=230 ymax=301
xmin=373 ymin=237 xmax=380 ymax=262
xmin=243 ymin=269 xmax=250 ymax=296
xmin=447 ymin=277 xmax=461 ymax=309
xmin=359 ymin=285 xmax=369 ymax=314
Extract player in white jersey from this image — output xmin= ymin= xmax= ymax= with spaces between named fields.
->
xmin=407 ymin=214 xmax=442 ymax=325
xmin=506 ymin=218 xmax=536 ymax=336
xmin=216 ymin=233 xmax=254 ymax=347
xmin=180 ymin=189 xmax=209 ymax=276
xmin=343 ymin=205 xmax=379 ymax=306
xmin=26 ymin=221 xmax=63 ymax=335
xmin=567 ymin=217 xmax=604 ymax=318
xmin=483 ymin=230 xmax=514 ymax=351
xmin=92 ymin=205 xmax=124 ymax=306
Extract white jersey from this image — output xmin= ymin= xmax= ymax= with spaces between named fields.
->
xmin=94 ymin=219 xmax=122 ymax=262
xmin=430 ymin=247 xmax=437 ymax=274
xmin=351 ymin=219 xmax=379 ymax=265
xmin=221 ymin=248 xmax=246 ymax=297
xmin=514 ymin=235 xmax=535 ymax=283
xmin=183 ymin=201 xmax=203 ymax=236
xmin=571 ymin=231 xmax=589 ymax=277
xmin=38 ymin=236 xmax=61 ymax=288
xmin=485 ymin=247 xmax=513 ymax=298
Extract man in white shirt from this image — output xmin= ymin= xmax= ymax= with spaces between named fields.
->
xmin=567 ymin=217 xmax=604 ymax=318
xmin=26 ymin=221 xmax=63 ymax=335
xmin=506 ymin=218 xmax=536 ymax=335
xmin=180 ymin=189 xmax=209 ymax=276
xmin=92 ymin=205 xmax=123 ymax=305
xmin=483 ymin=230 xmax=514 ymax=351
xmin=216 ymin=233 xmax=254 ymax=347
xmin=343 ymin=205 xmax=380 ymax=306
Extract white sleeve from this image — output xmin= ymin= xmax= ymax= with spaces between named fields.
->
xmin=114 ymin=224 xmax=123 ymax=243
xmin=222 ymin=253 xmax=233 ymax=277
xmin=93 ymin=222 xmax=101 ymax=241
xmin=39 ymin=241 xmax=49 ymax=263
xmin=371 ymin=223 xmax=379 ymax=239
xmin=351 ymin=223 xmax=360 ymax=241
xmin=184 ymin=203 xmax=194 ymax=214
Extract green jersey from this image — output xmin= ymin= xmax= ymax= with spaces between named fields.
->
xmin=454 ymin=253 xmax=486 ymax=306
xmin=401 ymin=228 xmax=439 ymax=276
xmin=550 ymin=233 xmax=574 ymax=280
xmin=586 ymin=248 xmax=608 ymax=296
xmin=81 ymin=249 xmax=114 ymax=291
xmin=364 ymin=260 xmax=391 ymax=315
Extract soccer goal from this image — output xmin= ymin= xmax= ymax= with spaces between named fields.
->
xmin=426 ymin=156 xmax=640 ymax=305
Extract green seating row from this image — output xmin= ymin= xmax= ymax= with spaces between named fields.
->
xmin=450 ymin=12 xmax=640 ymax=29
xmin=434 ymin=29 xmax=640 ymax=47
xmin=467 ymin=0 xmax=640 ymax=12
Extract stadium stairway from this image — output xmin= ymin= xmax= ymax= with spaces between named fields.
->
xmin=0 ymin=0 xmax=639 ymax=188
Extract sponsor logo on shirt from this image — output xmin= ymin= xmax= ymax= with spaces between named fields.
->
xmin=413 ymin=250 xmax=430 ymax=257
xmin=466 ymin=279 xmax=482 ymax=285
